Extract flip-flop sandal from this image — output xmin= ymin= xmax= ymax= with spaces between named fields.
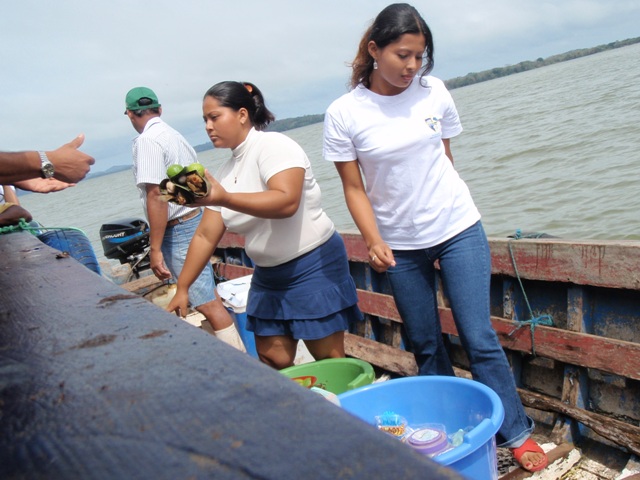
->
xmin=510 ymin=438 xmax=548 ymax=472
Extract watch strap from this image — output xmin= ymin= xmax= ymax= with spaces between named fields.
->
xmin=38 ymin=151 xmax=55 ymax=178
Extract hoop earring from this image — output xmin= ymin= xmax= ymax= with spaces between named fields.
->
xmin=373 ymin=60 xmax=378 ymax=70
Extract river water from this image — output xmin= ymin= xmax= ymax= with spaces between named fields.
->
xmin=19 ymin=43 xmax=640 ymax=263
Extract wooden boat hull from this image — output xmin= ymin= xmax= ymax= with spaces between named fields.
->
xmin=213 ymin=231 xmax=640 ymax=468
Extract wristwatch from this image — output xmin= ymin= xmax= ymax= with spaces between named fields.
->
xmin=38 ymin=151 xmax=55 ymax=178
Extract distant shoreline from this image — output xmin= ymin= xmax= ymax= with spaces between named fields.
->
xmin=444 ymin=36 xmax=640 ymax=90
xmin=85 ymin=164 xmax=132 ymax=180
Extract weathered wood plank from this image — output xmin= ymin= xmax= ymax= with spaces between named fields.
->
xmin=458 ymin=313 xmax=640 ymax=382
xmin=341 ymin=231 xmax=371 ymax=262
xmin=218 ymin=231 xmax=246 ymax=248
xmin=0 ymin=231 xmax=461 ymax=480
xmin=345 ymin=333 xmax=417 ymax=377
xmin=490 ymin=238 xmax=640 ymax=291
xmin=518 ymin=390 xmax=640 ymax=457
xmin=552 ymin=286 xmax=587 ymax=445
xmin=356 ymin=289 xmax=401 ymax=322
xmin=120 ymin=272 xmax=162 ymax=292
xmin=213 ymin=262 xmax=253 ymax=281
xmin=221 ymin=232 xmax=640 ymax=290
xmin=339 ymin=233 xmax=640 ymax=290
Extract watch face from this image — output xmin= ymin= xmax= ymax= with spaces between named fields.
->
xmin=42 ymin=162 xmax=55 ymax=178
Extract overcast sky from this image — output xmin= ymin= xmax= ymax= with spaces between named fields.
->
xmin=3 ymin=0 xmax=639 ymax=172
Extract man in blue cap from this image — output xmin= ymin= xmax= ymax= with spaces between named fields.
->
xmin=124 ymin=86 xmax=246 ymax=352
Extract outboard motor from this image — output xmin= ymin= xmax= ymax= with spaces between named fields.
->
xmin=99 ymin=218 xmax=150 ymax=278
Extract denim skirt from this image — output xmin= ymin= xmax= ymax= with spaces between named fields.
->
xmin=246 ymin=231 xmax=363 ymax=340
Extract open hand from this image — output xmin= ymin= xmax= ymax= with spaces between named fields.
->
xmin=14 ymin=177 xmax=75 ymax=193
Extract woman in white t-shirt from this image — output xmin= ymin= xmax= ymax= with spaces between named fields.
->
xmin=168 ymin=81 xmax=362 ymax=369
xmin=322 ymin=3 xmax=547 ymax=473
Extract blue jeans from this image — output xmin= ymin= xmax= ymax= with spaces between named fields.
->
xmin=161 ymin=210 xmax=217 ymax=307
xmin=386 ymin=221 xmax=533 ymax=447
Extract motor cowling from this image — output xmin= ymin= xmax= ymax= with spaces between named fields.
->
xmin=99 ymin=218 xmax=150 ymax=264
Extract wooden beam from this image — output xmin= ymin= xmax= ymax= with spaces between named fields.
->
xmin=330 ymin=233 xmax=640 ymax=291
xmin=490 ymin=238 xmax=640 ymax=291
xmin=219 ymin=232 xmax=640 ymax=290
xmin=341 ymin=232 xmax=370 ymax=262
xmin=485 ymin=315 xmax=640 ymax=382
xmin=218 ymin=231 xmax=246 ymax=248
xmin=518 ymin=390 xmax=640 ymax=457
xmin=212 ymin=262 xmax=253 ymax=281
xmin=345 ymin=333 xmax=417 ymax=377
xmin=120 ymin=273 xmax=162 ymax=293
xmin=356 ymin=289 xmax=401 ymax=322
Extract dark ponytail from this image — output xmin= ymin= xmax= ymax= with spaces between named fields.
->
xmin=203 ymin=81 xmax=275 ymax=130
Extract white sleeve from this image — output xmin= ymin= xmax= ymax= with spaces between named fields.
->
xmin=258 ymin=134 xmax=307 ymax=183
xmin=322 ymin=101 xmax=357 ymax=163
xmin=439 ymin=85 xmax=463 ymax=139
xmin=133 ymin=137 xmax=166 ymax=186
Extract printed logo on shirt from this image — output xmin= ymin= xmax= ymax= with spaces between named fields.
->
xmin=425 ymin=117 xmax=442 ymax=134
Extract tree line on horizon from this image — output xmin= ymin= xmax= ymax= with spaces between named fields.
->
xmin=189 ymin=35 xmax=639 ymax=152
xmin=444 ymin=37 xmax=640 ymax=89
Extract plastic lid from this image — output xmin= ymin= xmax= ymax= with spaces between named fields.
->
xmin=407 ymin=427 xmax=448 ymax=455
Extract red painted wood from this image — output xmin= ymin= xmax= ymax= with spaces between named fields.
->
xmin=213 ymin=263 xmax=253 ymax=281
xmin=356 ymin=289 xmax=401 ymax=322
xmin=341 ymin=232 xmax=370 ymax=262
xmin=220 ymin=232 xmax=640 ymax=290
xmin=438 ymin=309 xmax=640 ymax=381
xmin=490 ymin=238 xmax=640 ymax=291
xmin=218 ymin=231 xmax=246 ymax=248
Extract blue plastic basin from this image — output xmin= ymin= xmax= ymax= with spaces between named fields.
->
xmin=337 ymin=376 xmax=504 ymax=479
xmin=229 ymin=311 xmax=258 ymax=359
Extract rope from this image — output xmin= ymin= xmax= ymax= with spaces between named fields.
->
xmin=507 ymin=229 xmax=554 ymax=355
xmin=0 ymin=218 xmax=37 ymax=235
xmin=0 ymin=218 xmax=88 ymax=237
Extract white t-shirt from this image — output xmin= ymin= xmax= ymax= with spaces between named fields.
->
xmin=209 ymin=128 xmax=335 ymax=267
xmin=131 ymin=116 xmax=198 ymax=222
xmin=323 ymin=75 xmax=480 ymax=249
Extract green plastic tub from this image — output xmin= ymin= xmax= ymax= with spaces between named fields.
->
xmin=280 ymin=358 xmax=375 ymax=395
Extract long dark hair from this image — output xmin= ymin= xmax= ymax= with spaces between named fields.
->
xmin=203 ymin=81 xmax=275 ymax=131
xmin=350 ymin=3 xmax=434 ymax=89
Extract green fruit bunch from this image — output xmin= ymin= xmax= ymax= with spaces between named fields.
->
xmin=161 ymin=162 xmax=209 ymax=204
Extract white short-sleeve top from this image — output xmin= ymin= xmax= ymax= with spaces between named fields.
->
xmin=323 ymin=75 xmax=480 ymax=249
xmin=210 ymin=128 xmax=334 ymax=267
